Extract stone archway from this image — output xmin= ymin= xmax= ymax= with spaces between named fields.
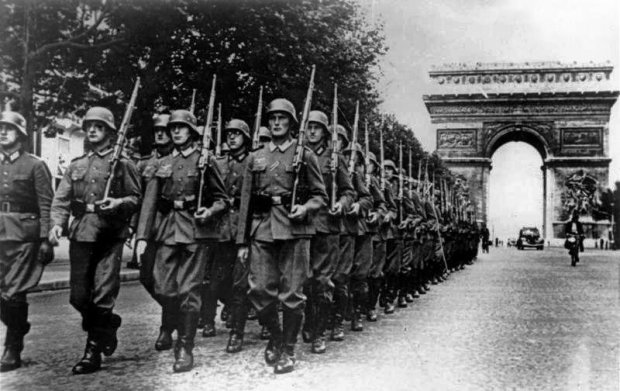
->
xmin=423 ymin=62 xmax=619 ymax=240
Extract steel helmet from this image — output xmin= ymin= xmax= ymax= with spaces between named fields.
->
xmin=258 ymin=126 xmax=271 ymax=140
xmin=83 ymin=106 xmax=116 ymax=131
xmin=266 ymin=98 xmax=298 ymax=124
xmin=168 ymin=109 xmax=198 ymax=132
xmin=307 ymin=110 xmax=329 ymax=132
xmin=153 ymin=113 xmax=170 ymax=129
xmin=383 ymin=159 xmax=397 ymax=171
xmin=0 ymin=111 xmax=27 ymax=137
xmin=225 ymin=119 xmax=251 ymax=140
xmin=367 ymin=151 xmax=378 ymax=166
xmin=330 ymin=124 xmax=349 ymax=145
xmin=343 ymin=142 xmax=365 ymax=160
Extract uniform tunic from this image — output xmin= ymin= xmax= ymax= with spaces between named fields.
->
xmin=0 ymin=150 xmax=53 ymax=302
xmin=236 ymin=139 xmax=327 ymax=312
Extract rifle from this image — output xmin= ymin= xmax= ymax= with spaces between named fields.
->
xmin=196 ymin=75 xmax=217 ymax=211
xmin=330 ymin=83 xmax=339 ymax=210
xmin=417 ymin=159 xmax=422 ymax=193
xmin=290 ymin=65 xmax=316 ymax=213
xmin=347 ymin=101 xmax=360 ymax=175
xmin=408 ymin=148 xmax=413 ymax=198
xmin=423 ymin=158 xmax=429 ymax=201
xmin=252 ymin=86 xmax=263 ymax=150
xmin=364 ymin=120 xmax=371 ymax=188
xmin=398 ymin=140 xmax=404 ymax=221
xmin=379 ymin=117 xmax=386 ymax=192
xmin=102 ymin=77 xmax=140 ymax=200
xmin=189 ymin=89 xmax=197 ymax=114
xmin=215 ymin=103 xmax=222 ymax=157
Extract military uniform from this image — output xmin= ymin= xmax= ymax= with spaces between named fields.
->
xmin=236 ymin=134 xmax=327 ymax=373
xmin=0 ymin=140 xmax=54 ymax=371
xmin=382 ymin=174 xmax=405 ymax=312
xmin=304 ymin=138 xmax=354 ymax=352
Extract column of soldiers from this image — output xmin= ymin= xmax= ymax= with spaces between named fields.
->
xmin=0 ymin=78 xmax=482 ymax=375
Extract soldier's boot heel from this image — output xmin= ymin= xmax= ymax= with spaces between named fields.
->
xmin=72 ymin=339 xmax=102 ymax=375
xmin=0 ymin=301 xmax=29 ymax=372
xmin=173 ymin=342 xmax=194 ymax=373
xmin=202 ymin=322 xmax=216 ymax=338
xmin=0 ymin=332 xmax=24 ymax=372
xmin=259 ymin=325 xmax=271 ymax=340
xmin=173 ymin=312 xmax=198 ymax=373
xmin=274 ymin=345 xmax=296 ymax=374
xmin=155 ymin=306 xmax=176 ymax=351
xmin=351 ymin=304 xmax=363 ymax=332
xmin=155 ymin=328 xmax=173 ymax=351
xmin=331 ymin=316 xmax=345 ymax=341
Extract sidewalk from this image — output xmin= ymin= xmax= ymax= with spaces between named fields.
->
xmin=30 ymin=238 xmax=140 ymax=293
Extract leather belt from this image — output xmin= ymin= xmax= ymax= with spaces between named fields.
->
xmin=0 ymin=201 xmax=38 ymax=214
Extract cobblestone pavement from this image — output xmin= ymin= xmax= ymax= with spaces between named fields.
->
xmin=1 ymin=247 xmax=618 ymax=391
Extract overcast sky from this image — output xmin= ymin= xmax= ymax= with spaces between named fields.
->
xmin=369 ymin=0 xmax=620 ymax=183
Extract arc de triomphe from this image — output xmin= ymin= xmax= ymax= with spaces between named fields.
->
xmin=424 ymin=62 xmax=618 ymax=240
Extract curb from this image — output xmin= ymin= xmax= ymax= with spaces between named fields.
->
xmin=29 ymin=270 xmax=140 ymax=293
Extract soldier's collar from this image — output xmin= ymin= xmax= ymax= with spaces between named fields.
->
xmin=0 ymin=149 xmax=22 ymax=163
xmin=229 ymin=150 xmax=247 ymax=162
xmin=172 ymin=144 xmax=197 ymax=157
xmin=310 ymin=143 xmax=327 ymax=156
xmin=89 ymin=145 xmax=114 ymax=157
xmin=268 ymin=138 xmax=294 ymax=153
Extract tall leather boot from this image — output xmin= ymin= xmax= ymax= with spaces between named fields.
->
xmin=331 ymin=288 xmax=347 ymax=341
xmin=311 ymin=298 xmax=329 ymax=354
xmin=275 ymin=308 xmax=303 ymax=374
xmin=173 ymin=311 xmax=198 ymax=373
xmin=198 ymin=283 xmax=209 ymax=329
xmin=0 ymin=301 xmax=29 ymax=372
xmin=155 ymin=303 xmax=176 ymax=351
xmin=259 ymin=305 xmax=282 ymax=365
xmin=384 ymin=275 xmax=397 ymax=314
xmin=397 ymin=274 xmax=408 ymax=308
xmin=72 ymin=338 xmax=102 ymax=375
xmin=366 ymin=278 xmax=381 ymax=322
xmin=226 ymin=300 xmax=248 ymax=354
xmin=301 ymin=285 xmax=314 ymax=343
xmin=93 ymin=310 xmax=122 ymax=357
xmin=201 ymin=286 xmax=217 ymax=338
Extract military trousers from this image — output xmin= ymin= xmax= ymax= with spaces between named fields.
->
xmin=153 ymin=243 xmax=208 ymax=313
xmin=69 ymin=239 xmax=123 ymax=329
xmin=368 ymin=238 xmax=386 ymax=280
xmin=384 ymin=238 xmax=403 ymax=276
xmin=248 ymin=238 xmax=310 ymax=312
xmin=204 ymin=241 xmax=235 ymax=307
xmin=308 ymin=233 xmax=338 ymax=302
xmin=350 ymin=234 xmax=372 ymax=299
xmin=0 ymin=241 xmax=43 ymax=303
xmin=400 ymin=237 xmax=414 ymax=274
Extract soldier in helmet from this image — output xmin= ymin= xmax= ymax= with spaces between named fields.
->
xmin=0 ymin=110 xmax=54 ymax=372
xmin=132 ymin=113 xmax=176 ymax=350
xmin=340 ymin=142 xmax=374 ymax=334
xmin=135 ymin=109 xmax=228 ymax=373
xmin=201 ymin=118 xmax=252 ymax=353
xmin=49 ymin=106 xmax=141 ymax=374
xmin=257 ymin=126 xmax=271 ymax=148
xmin=236 ymin=98 xmax=327 ymax=374
xmin=301 ymin=112 xmax=354 ymax=354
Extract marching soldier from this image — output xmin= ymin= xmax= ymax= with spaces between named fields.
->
xmin=0 ymin=111 xmax=54 ymax=372
xmin=135 ymin=109 xmax=228 ymax=372
xmin=381 ymin=159 xmax=403 ymax=314
xmin=302 ymin=112 xmax=354 ymax=353
xmin=366 ymin=152 xmax=394 ymax=321
xmin=236 ymin=98 xmax=327 ymax=374
xmin=49 ymin=106 xmax=141 ymax=375
xmin=342 ymin=142 xmax=373 ymax=333
xmin=205 ymin=118 xmax=252 ymax=353
xmin=257 ymin=126 xmax=272 ymax=148
xmin=133 ymin=113 xmax=176 ymax=350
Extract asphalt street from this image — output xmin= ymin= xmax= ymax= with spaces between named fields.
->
xmin=0 ymin=247 xmax=618 ymax=391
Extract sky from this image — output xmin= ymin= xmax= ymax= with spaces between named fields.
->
xmin=367 ymin=0 xmax=620 ymax=180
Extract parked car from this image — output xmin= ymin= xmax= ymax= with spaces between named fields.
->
xmin=516 ymin=227 xmax=544 ymax=250
xmin=507 ymin=238 xmax=517 ymax=247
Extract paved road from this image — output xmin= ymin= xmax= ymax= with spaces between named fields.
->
xmin=1 ymin=247 xmax=618 ymax=391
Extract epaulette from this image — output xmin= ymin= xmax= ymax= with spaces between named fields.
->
xmin=251 ymin=144 xmax=265 ymax=152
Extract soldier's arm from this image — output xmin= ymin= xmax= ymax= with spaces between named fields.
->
xmin=203 ymin=155 xmax=229 ymax=217
xmin=355 ymin=174 xmax=373 ymax=214
xmin=235 ymin=154 xmax=254 ymax=246
xmin=302 ymin=149 xmax=328 ymax=214
xmin=136 ymin=174 xmax=159 ymax=241
xmin=117 ymin=159 xmax=142 ymax=215
xmin=336 ymin=154 xmax=355 ymax=210
xmin=370 ymin=177 xmax=387 ymax=214
xmin=33 ymin=159 xmax=54 ymax=239
xmin=50 ymin=165 xmax=74 ymax=228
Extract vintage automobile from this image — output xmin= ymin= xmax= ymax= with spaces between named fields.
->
xmin=516 ymin=227 xmax=544 ymax=250
xmin=507 ymin=238 xmax=517 ymax=247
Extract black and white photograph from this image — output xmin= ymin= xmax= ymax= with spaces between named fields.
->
xmin=0 ymin=0 xmax=618 ymax=390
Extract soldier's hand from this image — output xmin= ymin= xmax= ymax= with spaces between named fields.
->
xmin=136 ymin=240 xmax=147 ymax=258
xmin=193 ymin=207 xmax=213 ymax=224
xmin=49 ymin=225 xmax=63 ymax=246
xmin=329 ymin=202 xmax=343 ymax=216
xmin=347 ymin=202 xmax=361 ymax=216
xmin=367 ymin=211 xmax=379 ymax=224
xmin=38 ymin=240 xmax=55 ymax=265
xmin=236 ymin=246 xmax=249 ymax=268
xmin=288 ymin=204 xmax=308 ymax=222
xmin=97 ymin=198 xmax=123 ymax=213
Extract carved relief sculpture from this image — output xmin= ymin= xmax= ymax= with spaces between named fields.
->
xmin=438 ymin=129 xmax=475 ymax=149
